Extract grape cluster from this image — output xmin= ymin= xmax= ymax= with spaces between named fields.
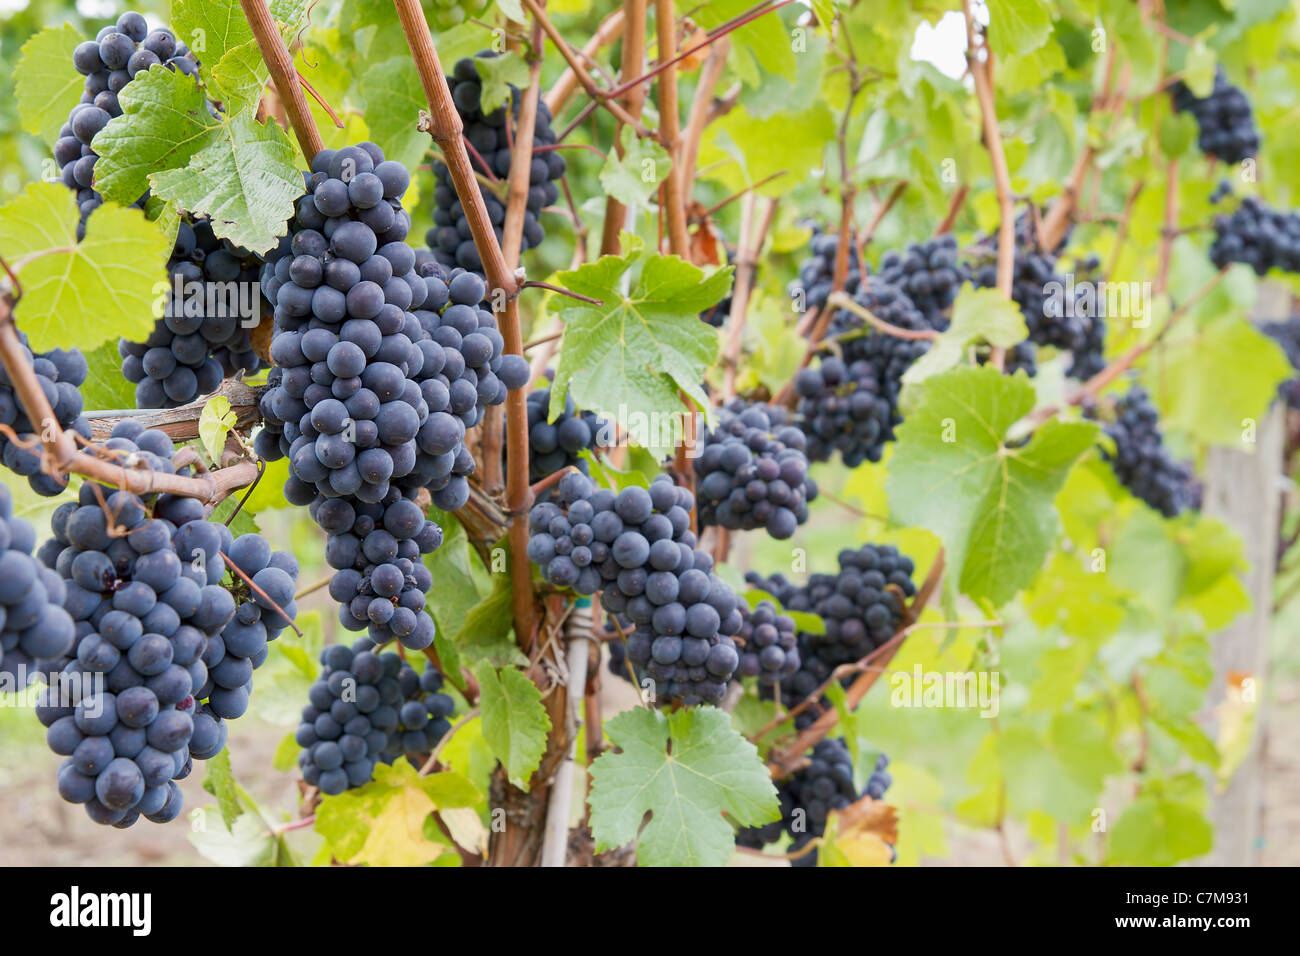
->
xmin=320 ymin=492 xmax=440 ymax=649
xmin=0 ymin=335 xmax=90 ymax=496
xmin=1087 ymin=386 xmax=1201 ymax=518
xmin=296 ymin=638 xmax=455 ymax=795
xmin=0 ymin=485 xmax=77 ymax=685
xmin=198 ymin=531 xmax=300 ymax=740
xmin=977 ymin=340 xmax=1039 ymax=378
xmin=693 ymin=399 xmax=817 ymax=539
xmin=56 ymin=13 xmax=199 ymax=237
xmin=528 ymin=473 xmax=744 ymax=705
xmin=876 ymin=234 xmax=969 ymax=328
xmin=525 ymin=386 xmax=609 ymax=484
xmin=789 ymin=224 xmax=862 ymax=312
xmin=971 ymin=223 xmax=1071 ymax=350
xmin=1261 ymin=315 xmax=1300 ymax=409
xmin=35 ymin=421 xmax=243 ymax=827
xmin=426 ymin=55 xmax=565 ymax=270
xmin=734 ymin=600 xmax=800 ymax=684
xmin=736 ymin=738 xmax=894 ymax=865
xmin=743 ymin=574 xmax=823 ymax=710
xmin=1209 ymin=195 xmax=1300 ymax=276
xmin=256 ymin=145 xmax=527 ymax=649
xmin=1170 ymin=67 xmax=1261 ymax=164
xmin=795 ymin=281 xmax=931 ymax=466
xmin=802 ymin=544 xmax=915 ymax=666
xmin=255 ymin=152 xmax=477 ymax=489
xmin=120 ymin=218 xmax=267 ymax=408
xmin=1062 ymin=254 xmax=1108 ymax=381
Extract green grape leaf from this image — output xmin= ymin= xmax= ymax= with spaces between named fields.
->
xmin=273 ymin=731 xmax=300 ymax=772
xmin=188 ymin=811 xmax=277 ymax=866
xmin=693 ymin=0 xmax=797 ymax=85
xmin=549 ymin=235 xmax=728 ymax=454
xmin=92 ymin=65 xmax=223 ymax=207
xmin=1142 ymin=314 xmax=1291 ymax=446
xmin=886 ymin=367 xmax=1098 ymax=606
xmin=201 ymin=749 xmax=244 ymax=830
xmin=453 ymin=571 xmax=526 ymax=667
xmin=984 ymin=0 xmax=1054 ymax=57
xmin=903 ymin=285 xmax=1028 ymax=385
xmin=497 ymin=0 xmax=527 ymax=22
xmin=80 ymin=339 xmax=140 ymax=411
xmin=314 ymin=762 xmax=477 ymax=866
xmin=588 ymin=707 xmax=779 ymax=867
xmin=211 ymin=38 xmax=270 ymax=116
xmin=0 ymin=183 xmax=171 ymax=352
xmin=1157 ymin=111 xmax=1199 ymax=157
xmin=696 ymin=103 xmax=836 ymax=197
xmin=150 ymin=111 xmax=302 ymax=254
xmin=199 ymin=395 xmax=239 ymax=464
xmin=423 ymin=509 xmax=483 ymax=646
xmin=474 ymin=52 xmax=530 ymax=114
xmin=1181 ymin=40 xmax=1217 ymax=97
xmin=173 ymin=0 xmax=257 ymax=70
xmin=474 ymin=661 xmax=551 ymax=789
xmin=359 ymin=58 xmax=432 ymax=173
xmin=16 ymin=24 xmax=86 ymax=150
xmin=1108 ymin=792 xmax=1212 ymax=865
xmin=270 ymin=0 xmax=312 ymax=34
xmin=599 ymin=125 xmax=673 ymax=207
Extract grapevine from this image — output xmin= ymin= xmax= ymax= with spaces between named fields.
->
xmin=0 ymin=0 xmax=1291 ymax=878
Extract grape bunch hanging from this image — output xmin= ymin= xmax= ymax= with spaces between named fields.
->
xmin=528 ymin=473 xmax=744 ymax=705
xmin=56 ymin=12 xmax=200 ymax=236
xmin=297 ymin=638 xmax=455 ymax=795
xmin=426 ymin=54 xmax=566 ymax=271
xmin=119 ymin=218 xmax=268 ymax=409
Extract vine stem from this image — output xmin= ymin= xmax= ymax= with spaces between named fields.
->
xmin=540 ymin=603 xmax=594 ymax=866
xmin=393 ymin=0 xmax=535 ymax=654
xmin=964 ymin=0 xmax=1012 ymax=371
xmin=827 ymin=291 xmax=941 ymax=341
xmin=598 ymin=0 xmax=647 ymax=257
xmin=1038 ymin=46 xmax=1121 ymax=252
xmin=85 ymin=380 xmax=261 ymax=442
xmin=1102 ymin=178 xmax=1146 ymax=282
xmin=689 ymin=170 xmax=786 ymax=224
xmin=520 ymin=280 xmax=602 ymax=304
xmin=418 ymin=708 xmax=483 ymax=775
xmin=603 ymin=0 xmax=793 ymax=102
xmin=482 ymin=10 xmax=546 ymax=496
xmin=0 ymin=291 xmax=258 ymax=503
xmin=934 ymin=185 xmax=970 ymax=235
xmin=543 ymin=7 xmax=627 ymax=116
xmin=722 ymin=195 xmax=778 ymax=398
xmin=680 ymin=35 xmax=731 ymax=194
xmin=855 ymin=180 xmax=908 ymax=261
xmin=1155 ymin=157 xmax=1179 ymax=296
xmin=654 ymin=0 xmax=690 ymax=259
xmin=522 ymin=0 xmax=651 ymax=137
xmin=238 ymin=0 xmax=324 ymax=159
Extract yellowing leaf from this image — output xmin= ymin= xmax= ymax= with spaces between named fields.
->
xmin=0 ymin=183 xmax=171 ymax=352
xmin=200 ymin=395 xmax=238 ymax=464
